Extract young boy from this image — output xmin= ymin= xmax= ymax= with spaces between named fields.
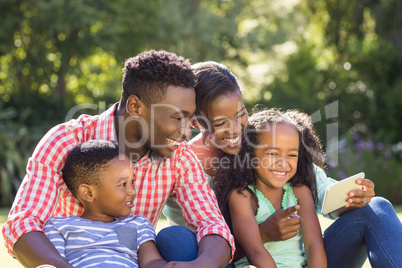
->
xmin=44 ymin=140 xmax=177 ymax=268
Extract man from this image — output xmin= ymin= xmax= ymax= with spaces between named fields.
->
xmin=2 ymin=50 xmax=234 ymax=267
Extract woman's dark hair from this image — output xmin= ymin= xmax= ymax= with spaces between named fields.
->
xmin=191 ymin=61 xmax=242 ymax=144
xmin=120 ymin=50 xmax=195 ymax=106
xmin=213 ymin=108 xmax=325 ymax=229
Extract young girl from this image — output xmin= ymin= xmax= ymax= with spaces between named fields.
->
xmin=214 ymin=109 xmax=327 ymax=268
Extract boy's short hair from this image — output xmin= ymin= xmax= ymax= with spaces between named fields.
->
xmin=120 ymin=50 xmax=195 ymax=106
xmin=62 ymin=140 xmax=123 ymax=199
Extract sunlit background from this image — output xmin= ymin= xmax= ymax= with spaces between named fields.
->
xmin=1 ymin=0 xmax=401 ymax=207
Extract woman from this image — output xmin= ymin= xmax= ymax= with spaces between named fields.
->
xmin=158 ymin=61 xmax=402 ymax=268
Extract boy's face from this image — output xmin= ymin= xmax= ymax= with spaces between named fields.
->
xmin=254 ymin=123 xmax=299 ymax=191
xmin=90 ymin=155 xmax=135 ymax=222
xmin=140 ymin=85 xmax=196 ymax=158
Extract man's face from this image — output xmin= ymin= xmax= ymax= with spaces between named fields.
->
xmin=141 ymin=86 xmax=196 ymax=158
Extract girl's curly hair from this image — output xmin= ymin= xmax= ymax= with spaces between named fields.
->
xmin=212 ymin=108 xmax=325 ymax=228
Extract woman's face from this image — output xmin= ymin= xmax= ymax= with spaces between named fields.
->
xmin=206 ymin=91 xmax=248 ymax=155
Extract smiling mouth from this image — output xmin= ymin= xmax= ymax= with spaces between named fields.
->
xmin=222 ymin=135 xmax=240 ymax=144
xmin=272 ymin=171 xmax=287 ymax=176
xmin=125 ymin=201 xmax=134 ymax=207
xmin=166 ymin=138 xmax=181 ymax=146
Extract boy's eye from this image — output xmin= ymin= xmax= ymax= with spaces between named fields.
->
xmin=131 ymin=179 xmax=135 ymax=184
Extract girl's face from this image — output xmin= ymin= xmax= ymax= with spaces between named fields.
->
xmin=254 ymin=123 xmax=299 ymax=191
xmin=206 ymin=91 xmax=248 ymax=155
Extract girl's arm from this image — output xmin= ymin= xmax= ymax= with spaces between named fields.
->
xmin=228 ymin=189 xmax=277 ymax=268
xmin=293 ymin=185 xmax=327 ymax=268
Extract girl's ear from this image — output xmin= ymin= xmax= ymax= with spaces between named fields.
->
xmin=126 ymin=95 xmax=145 ymax=116
xmin=78 ymin=184 xmax=95 ymax=203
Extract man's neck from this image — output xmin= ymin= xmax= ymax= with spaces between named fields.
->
xmin=113 ymin=103 xmax=149 ymax=162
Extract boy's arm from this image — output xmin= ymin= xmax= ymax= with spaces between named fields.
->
xmin=138 ymin=241 xmax=169 ymax=268
xmin=228 ymin=189 xmax=276 ymax=268
xmin=293 ymin=185 xmax=327 ymax=268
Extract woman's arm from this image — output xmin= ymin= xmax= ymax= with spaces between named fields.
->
xmin=228 ymin=189 xmax=276 ymax=268
xmin=293 ymin=185 xmax=327 ymax=268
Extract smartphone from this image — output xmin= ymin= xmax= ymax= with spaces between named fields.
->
xmin=321 ymin=172 xmax=365 ymax=215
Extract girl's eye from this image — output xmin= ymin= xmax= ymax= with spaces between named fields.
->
xmin=236 ymin=112 xmax=247 ymax=118
xmin=289 ymin=154 xmax=298 ymax=158
xmin=267 ymin=152 xmax=278 ymax=156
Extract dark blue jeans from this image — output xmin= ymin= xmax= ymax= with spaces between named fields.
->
xmin=156 ymin=197 xmax=402 ymax=268
xmin=323 ymin=197 xmax=402 ymax=268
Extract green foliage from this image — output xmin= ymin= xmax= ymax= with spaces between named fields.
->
xmin=0 ymin=0 xmax=401 ymax=206
xmin=326 ymin=135 xmax=402 ymax=204
xmin=0 ymin=106 xmax=42 ymax=207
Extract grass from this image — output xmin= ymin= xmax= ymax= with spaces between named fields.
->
xmin=1 ymin=207 xmax=401 ymax=268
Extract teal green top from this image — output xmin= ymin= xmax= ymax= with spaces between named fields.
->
xmin=162 ymin=165 xmax=337 ymax=230
xmin=234 ymin=183 xmax=306 ymax=268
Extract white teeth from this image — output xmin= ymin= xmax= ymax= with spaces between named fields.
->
xmin=166 ymin=138 xmax=180 ymax=146
xmin=126 ymin=201 xmax=131 ymax=205
xmin=223 ymin=136 xmax=240 ymax=144
xmin=272 ymin=171 xmax=286 ymax=175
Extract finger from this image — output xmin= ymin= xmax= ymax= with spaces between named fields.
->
xmin=349 ymin=188 xmax=375 ymax=198
xmin=356 ymin=178 xmax=375 ymax=190
xmin=279 ymin=205 xmax=300 ymax=218
xmin=289 ymin=213 xmax=303 ymax=223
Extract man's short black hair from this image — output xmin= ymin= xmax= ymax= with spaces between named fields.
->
xmin=62 ymin=140 xmax=123 ymax=199
xmin=120 ymin=50 xmax=195 ymax=106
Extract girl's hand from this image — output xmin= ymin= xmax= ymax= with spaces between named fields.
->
xmin=260 ymin=205 xmax=302 ymax=242
xmin=346 ymin=178 xmax=375 ymax=208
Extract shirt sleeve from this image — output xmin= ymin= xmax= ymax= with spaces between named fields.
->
xmin=172 ymin=145 xmax=235 ymax=259
xmin=135 ymin=216 xmax=157 ymax=247
xmin=2 ymin=125 xmax=78 ymax=256
xmin=314 ymin=164 xmax=338 ymax=216
xmin=43 ymin=218 xmax=66 ymax=258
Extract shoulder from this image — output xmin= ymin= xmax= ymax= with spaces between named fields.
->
xmin=122 ymin=215 xmax=153 ymax=227
xmin=172 ymin=141 xmax=202 ymax=167
xmin=292 ymin=184 xmax=311 ymax=196
xmin=292 ymin=185 xmax=314 ymax=206
xmin=228 ymin=188 xmax=256 ymax=206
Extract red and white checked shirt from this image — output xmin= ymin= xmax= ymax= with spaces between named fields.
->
xmin=2 ymin=103 xmax=234 ymax=257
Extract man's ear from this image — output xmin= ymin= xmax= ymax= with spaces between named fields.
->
xmin=78 ymin=184 xmax=95 ymax=203
xmin=126 ymin=95 xmax=145 ymax=116
xmin=190 ymin=117 xmax=200 ymax=129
